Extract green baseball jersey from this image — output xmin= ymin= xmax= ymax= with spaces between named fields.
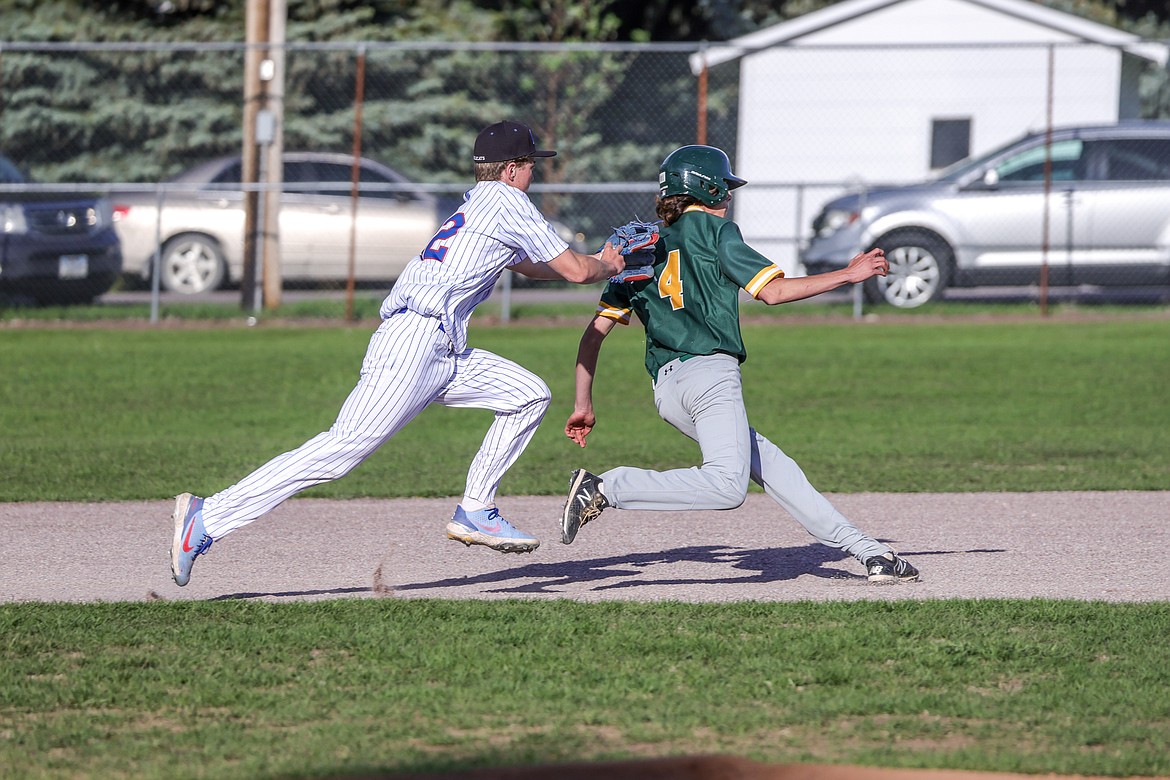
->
xmin=597 ymin=207 xmax=784 ymax=379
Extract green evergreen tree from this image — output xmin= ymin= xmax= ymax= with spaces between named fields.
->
xmin=0 ymin=0 xmax=1164 ymax=192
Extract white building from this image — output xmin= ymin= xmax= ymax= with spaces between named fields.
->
xmin=693 ymin=0 xmax=1168 ymax=274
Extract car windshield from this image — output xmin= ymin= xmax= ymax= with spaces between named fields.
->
xmin=932 ymin=134 xmax=1042 ymax=183
xmin=0 ymin=155 xmax=27 ymax=184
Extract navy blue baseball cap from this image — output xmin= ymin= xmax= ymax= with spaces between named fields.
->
xmin=473 ymin=121 xmax=557 ymax=163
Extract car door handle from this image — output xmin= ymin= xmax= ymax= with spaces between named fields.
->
xmin=320 ymin=204 xmax=341 ymax=214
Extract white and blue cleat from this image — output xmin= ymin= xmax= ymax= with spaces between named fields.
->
xmin=171 ymin=492 xmax=213 ymax=586
xmin=446 ymin=506 xmax=540 ymax=553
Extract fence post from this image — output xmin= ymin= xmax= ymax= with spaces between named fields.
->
xmin=853 ymin=183 xmax=868 ymax=321
xmin=1039 ymin=43 xmax=1055 ymax=317
xmin=150 ymin=184 xmax=163 ymax=325
xmin=346 ymin=44 xmax=367 ymax=323
xmin=696 ymin=42 xmax=708 ymax=145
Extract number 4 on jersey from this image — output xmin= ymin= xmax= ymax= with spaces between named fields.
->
xmin=423 ymin=213 xmax=466 ymax=261
xmin=658 ymin=248 xmax=684 ymax=310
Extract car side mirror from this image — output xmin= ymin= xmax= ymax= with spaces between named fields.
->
xmin=982 ymin=169 xmax=1000 ymax=188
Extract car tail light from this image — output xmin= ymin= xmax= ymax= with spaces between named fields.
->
xmin=112 ymin=204 xmax=131 ymax=222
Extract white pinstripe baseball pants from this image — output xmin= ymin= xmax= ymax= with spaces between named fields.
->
xmin=201 ymin=310 xmax=551 ymax=539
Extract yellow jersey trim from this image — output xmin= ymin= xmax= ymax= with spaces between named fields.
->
xmin=596 ymin=302 xmax=631 ymax=325
xmin=744 ymin=265 xmax=784 ymax=298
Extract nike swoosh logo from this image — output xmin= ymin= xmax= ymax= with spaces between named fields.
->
xmin=479 ymin=519 xmax=502 ymax=532
xmin=181 ymin=516 xmax=197 ymax=553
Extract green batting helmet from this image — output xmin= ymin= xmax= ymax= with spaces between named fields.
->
xmin=658 ymin=145 xmax=747 ymax=207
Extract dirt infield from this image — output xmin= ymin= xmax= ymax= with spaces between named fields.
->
xmin=2 ymin=491 xmax=1167 ymax=604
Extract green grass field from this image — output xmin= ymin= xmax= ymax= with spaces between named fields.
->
xmin=2 ymin=600 xmax=1169 ymax=779
xmin=1 ymin=315 xmax=1168 ymax=501
xmin=2 ymin=313 xmax=1168 ymax=779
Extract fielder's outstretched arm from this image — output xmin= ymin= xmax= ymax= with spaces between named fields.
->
xmin=565 ymin=313 xmax=617 ymax=448
xmin=756 ymin=248 xmax=889 ymax=305
xmin=512 ymin=242 xmax=624 ymax=284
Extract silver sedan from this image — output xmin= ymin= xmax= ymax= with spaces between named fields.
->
xmin=112 ymin=152 xmax=443 ymax=295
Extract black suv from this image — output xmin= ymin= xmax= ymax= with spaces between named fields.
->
xmin=0 ymin=154 xmax=122 ymax=305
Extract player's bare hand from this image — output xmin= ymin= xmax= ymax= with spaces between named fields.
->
xmin=845 ymin=248 xmax=888 ymax=282
xmin=598 ymin=241 xmax=626 ymax=278
xmin=564 ymin=409 xmax=596 ymax=448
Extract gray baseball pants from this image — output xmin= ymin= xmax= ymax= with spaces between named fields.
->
xmin=600 ymin=353 xmax=892 ymax=564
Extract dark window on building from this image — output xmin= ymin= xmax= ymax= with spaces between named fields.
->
xmin=931 ymin=118 xmax=971 ymax=169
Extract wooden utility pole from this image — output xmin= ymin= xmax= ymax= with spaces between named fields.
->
xmin=241 ymin=0 xmax=286 ymax=311
xmin=262 ymin=0 xmax=287 ymax=309
xmin=241 ymin=0 xmax=267 ymax=311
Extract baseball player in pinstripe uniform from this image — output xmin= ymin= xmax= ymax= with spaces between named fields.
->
xmin=170 ymin=120 xmax=624 ymax=587
xmin=560 ymin=145 xmax=920 ymax=583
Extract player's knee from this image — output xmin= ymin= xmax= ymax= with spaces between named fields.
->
xmin=713 ymin=489 xmax=748 ymax=510
xmin=710 ymin=471 xmax=749 ymax=509
xmin=519 ymin=380 xmax=552 ymax=412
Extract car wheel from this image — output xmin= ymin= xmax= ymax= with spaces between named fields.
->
xmin=159 ymin=234 xmax=227 ymax=295
xmin=866 ymin=231 xmax=953 ymax=308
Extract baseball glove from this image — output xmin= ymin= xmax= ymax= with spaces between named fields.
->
xmin=605 ymin=219 xmax=660 ymax=283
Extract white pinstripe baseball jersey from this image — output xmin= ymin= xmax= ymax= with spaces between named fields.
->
xmin=381 ymin=180 xmax=568 ymax=353
xmin=190 ymin=177 xmax=568 ymax=556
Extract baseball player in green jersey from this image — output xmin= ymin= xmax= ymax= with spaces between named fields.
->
xmin=560 ymin=144 xmax=919 ymax=583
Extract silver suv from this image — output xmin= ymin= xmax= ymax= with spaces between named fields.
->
xmin=800 ymin=121 xmax=1170 ymax=307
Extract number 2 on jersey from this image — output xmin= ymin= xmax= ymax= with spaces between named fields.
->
xmin=423 ymin=213 xmax=465 ymax=261
xmin=658 ymin=248 xmax=684 ymax=310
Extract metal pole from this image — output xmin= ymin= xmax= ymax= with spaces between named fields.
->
xmin=853 ymin=184 xmax=867 ymax=321
xmin=150 ymin=184 xmax=163 ymax=324
xmin=696 ymin=43 xmax=708 ymax=145
xmin=500 ymin=272 xmax=512 ymax=323
xmin=254 ymin=126 xmax=269 ymax=314
xmin=1039 ymin=44 xmax=1055 ymax=317
xmin=345 ymin=45 xmax=366 ymax=323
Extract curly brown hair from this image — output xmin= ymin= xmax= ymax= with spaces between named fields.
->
xmin=655 ymin=194 xmax=699 ymax=227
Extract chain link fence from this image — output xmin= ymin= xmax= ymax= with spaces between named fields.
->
xmin=1 ymin=39 xmax=1168 ymax=314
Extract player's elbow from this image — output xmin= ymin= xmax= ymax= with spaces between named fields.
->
xmin=756 ymin=281 xmax=792 ymax=306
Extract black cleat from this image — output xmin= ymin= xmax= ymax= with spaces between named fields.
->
xmin=865 ymin=553 xmax=920 ymax=583
xmin=561 ymin=469 xmax=610 ymax=545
